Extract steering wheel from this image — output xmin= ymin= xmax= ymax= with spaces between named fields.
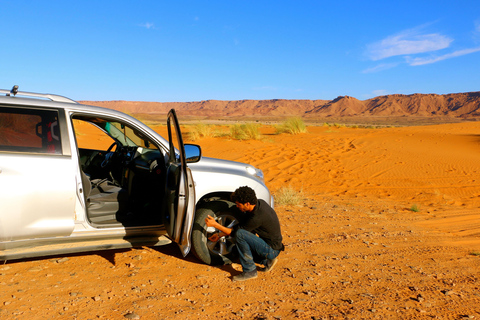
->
xmin=101 ymin=141 xmax=120 ymax=169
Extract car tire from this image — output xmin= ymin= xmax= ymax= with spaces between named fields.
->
xmin=191 ymin=200 xmax=240 ymax=265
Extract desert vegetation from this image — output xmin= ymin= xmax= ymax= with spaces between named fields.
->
xmin=274 ymin=186 xmax=303 ymax=206
xmin=410 ymin=204 xmax=420 ymax=212
xmin=186 ymin=122 xmax=263 ymax=141
xmin=186 ymin=118 xmax=311 ymax=142
xmin=229 ymin=123 xmax=261 ymax=140
xmin=187 ymin=122 xmax=216 ymax=141
xmin=275 ymin=117 xmax=307 ymax=135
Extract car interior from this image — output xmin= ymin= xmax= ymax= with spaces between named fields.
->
xmin=72 ymin=116 xmax=168 ymax=228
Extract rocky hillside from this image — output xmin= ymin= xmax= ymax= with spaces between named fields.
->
xmin=81 ymin=91 xmax=480 ymax=119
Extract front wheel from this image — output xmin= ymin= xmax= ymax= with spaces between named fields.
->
xmin=191 ymin=200 xmax=240 ymax=265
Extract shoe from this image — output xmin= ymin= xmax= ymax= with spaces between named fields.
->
xmin=232 ymin=270 xmax=258 ymax=282
xmin=260 ymin=257 xmax=278 ymax=273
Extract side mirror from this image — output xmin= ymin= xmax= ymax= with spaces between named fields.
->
xmin=185 ymin=144 xmax=201 ymax=163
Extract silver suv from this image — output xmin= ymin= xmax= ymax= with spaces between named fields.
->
xmin=0 ymin=86 xmax=272 ymax=265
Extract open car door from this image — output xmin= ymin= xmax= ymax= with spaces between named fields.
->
xmin=164 ymin=109 xmax=196 ymax=256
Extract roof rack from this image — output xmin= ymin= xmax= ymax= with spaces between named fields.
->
xmin=0 ymin=85 xmax=78 ymax=104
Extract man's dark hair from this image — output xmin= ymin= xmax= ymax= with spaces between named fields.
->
xmin=231 ymin=186 xmax=257 ymax=205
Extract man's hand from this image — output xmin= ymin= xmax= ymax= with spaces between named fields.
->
xmin=204 ymin=214 xmax=233 ymax=237
xmin=205 ymin=215 xmax=217 ymax=228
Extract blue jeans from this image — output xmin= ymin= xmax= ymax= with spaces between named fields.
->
xmin=234 ymin=229 xmax=280 ymax=273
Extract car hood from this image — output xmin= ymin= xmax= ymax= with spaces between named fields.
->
xmin=188 ymin=156 xmax=258 ymax=178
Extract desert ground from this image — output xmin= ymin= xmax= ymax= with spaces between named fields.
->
xmin=1 ymin=121 xmax=480 ymax=319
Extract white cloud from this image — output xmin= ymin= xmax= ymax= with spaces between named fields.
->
xmin=367 ymin=26 xmax=452 ymax=61
xmin=362 ymin=62 xmax=399 ymax=73
xmin=406 ymin=47 xmax=480 ymax=65
xmin=139 ymin=22 xmax=155 ymax=29
xmin=364 ymin=23 xmax=480 ymax=70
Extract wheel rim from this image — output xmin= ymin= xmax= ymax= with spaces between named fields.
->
xmin=205 ymin=213 xmax=238 ymax=256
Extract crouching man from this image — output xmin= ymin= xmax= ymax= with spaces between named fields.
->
xmin=205 ymin=186 xmax=284 ymax=281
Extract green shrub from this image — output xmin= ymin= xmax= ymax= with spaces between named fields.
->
xmin=410 ymin=204 xmax=420 ymax=212
xmin=229 ymin=123 xmax=261 ymax=140
xmin=187 ymin=123 xmax=214 ymax=141
xmin=242 ymin=123 xmax=262 ymax=140
xmin=274 ymin=186 xmax=303 ymax=206
xmin=275 ymin=117 xmax=307 ymax=135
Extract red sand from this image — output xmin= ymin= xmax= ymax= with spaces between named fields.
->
xmin=2 ymin=122 xmax=480 ymax=319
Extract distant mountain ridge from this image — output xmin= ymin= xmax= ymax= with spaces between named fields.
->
xmin=81 ymin=91 xmax=480 ymax=119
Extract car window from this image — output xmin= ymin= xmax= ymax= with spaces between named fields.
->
xmin=0 ymin=107 xmax=62 ymax=154
xmin=72 ymin=117 xmax=159 ymax=152
xmin=72 ymin=119 xmax=115 ymax=151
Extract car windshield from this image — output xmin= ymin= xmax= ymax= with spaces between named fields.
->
xmin=104 ymin=122 xmax=137 ymax=147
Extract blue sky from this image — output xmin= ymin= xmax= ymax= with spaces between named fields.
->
xmin=1 ymin=1 xmax=479 ymax=102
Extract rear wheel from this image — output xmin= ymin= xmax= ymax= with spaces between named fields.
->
xmin=191 ymin=200 xmax=240 ymax=265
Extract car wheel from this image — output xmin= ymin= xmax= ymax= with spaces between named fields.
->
xmin=191 ymin=200 xmax=240 ymax=265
